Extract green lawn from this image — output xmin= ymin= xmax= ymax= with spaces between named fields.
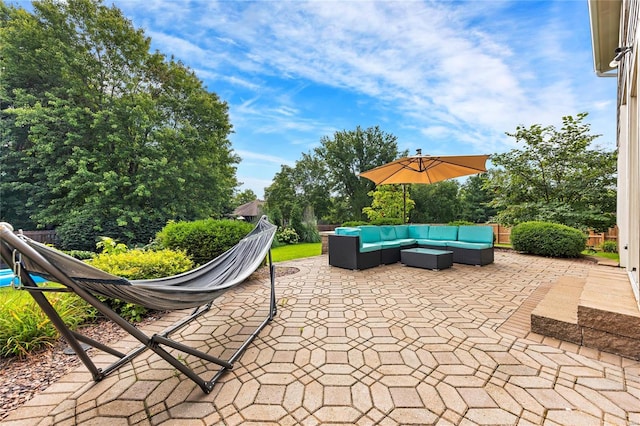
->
xmin=271 ymin=243 xmax=322 ymax=262
xmin=584 ymin=250 xmax=619 ymax=261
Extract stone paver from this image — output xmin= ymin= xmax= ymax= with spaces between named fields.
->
xmin=2 ymin=251 xmax=640 ymax=425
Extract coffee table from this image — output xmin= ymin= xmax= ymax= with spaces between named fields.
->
xmin=400 ymin=248 xmax=453 ymax=270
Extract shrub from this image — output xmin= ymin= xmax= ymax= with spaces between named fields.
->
xmin=510 ymin=221 xmax=586 ymax=258
xmin=601 ymin=240 xmax=618 ymax=253
xmin=370 ymin=218 xmax=404 ymax=225
xmin=57 ymin=213 xmax=166 ymax=252
xmin=276 ymin=227 xmax=299 ymax=244
xmin=64 ymin=250 xmax=95 ymax=260
xmin=341 ymin=221 xmax=369 ymax=227
xmin=156 ymin=219 xmax=253 ymax=265
xmin=0 ymin=287 xmax=94 ymax=357
xmin=297 ymin=223 xmax=320 ymax=243
xmin=296 ymin=206 xmax=321 ymax=243
xmin=448 ymin=220 xmax=474 ymax=226
xmin=88 ymin=249 xmax=193 ymax=320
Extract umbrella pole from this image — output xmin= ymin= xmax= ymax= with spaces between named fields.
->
xmin=403 ymin=184 xmax=406 ymax=223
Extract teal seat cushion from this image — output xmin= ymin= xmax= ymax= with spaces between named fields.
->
xmin=360 ymin=242 xmax=382 ymax=252
xmin=358 ymin=226 xmax=381 ymax=243
xmin=394 ymin=225 xmax=409 ymax=239
xmin=408 ymin=224 xmax=430 ymax=239
xmin=447 ymin=241 xmax=492 ymax=250
xmin=379 ymin=226 xmax=397 ymax=241
xmin=335 ymin=227 xmax=360 ymax=236
xmin=380 ymin=240 xmax=401 ymax=249
xmin=395 ymin=238 xmax=416 ymax=246
xmin=428 ymin=226 xmax=458 ymax=241
xmin=457 ymin=226 xmax=493 ymax=244
xmin=416 ymin=239 xmax=449 ymax=247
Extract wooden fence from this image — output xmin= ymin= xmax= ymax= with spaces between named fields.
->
xmin=21 ymin=230 xmax=58 ymax=245
xmin=490 ymin=224 xmax=618 ymax=248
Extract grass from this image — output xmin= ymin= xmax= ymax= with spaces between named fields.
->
xmin=0 ymin=285 xmax=94 ymax=357
xmin=271 ymin=243 xmax=322 ymax=262
xmin=583 ymin=250 xmax=619 ymax=261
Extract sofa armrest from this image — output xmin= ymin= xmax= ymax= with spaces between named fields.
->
xmin=328 ymin=234 xmax=380 ymax=270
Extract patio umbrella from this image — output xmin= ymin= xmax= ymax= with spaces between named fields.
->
xmin=359 ymin=149 xmax=490 ymax=221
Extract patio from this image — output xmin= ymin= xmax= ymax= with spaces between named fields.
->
xmin=3 ymin=250 xmax=640 ymax=425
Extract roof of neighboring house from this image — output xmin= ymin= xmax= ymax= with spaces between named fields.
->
xmin=233 ymin=200 xmax=264 ymax=218
xmin=588 ymin=0 xmax=622 ymax=75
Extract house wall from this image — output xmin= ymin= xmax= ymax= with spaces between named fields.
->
xmin=617 ymin=0 xmax=639 ymax=305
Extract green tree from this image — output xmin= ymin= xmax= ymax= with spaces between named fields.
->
xmin=459 ymin=173 xmax=497 ymax=223
xmin=489 ymin=113 xmax=616 ymax=231
xmin=315 ymin=125 xmax=400 ymax=221
xmin=410 ymin=181 xmax=462 ymax=223
xmin=363 ymin=185 xmax=415 ymax=222
xmin=0 ymin=0 xmax=237 ymax=245
xmin=232 ymin=189 xmax=258 ymax=208
xmin=264 ymin=165 xmax=297 ymax=227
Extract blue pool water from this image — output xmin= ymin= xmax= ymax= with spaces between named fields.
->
xmin=0 ymin=268 xmax=47 ymax=287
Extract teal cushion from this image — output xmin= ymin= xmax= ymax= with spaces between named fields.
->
xmin=360 ymin=242 xmax=382 ymax=252
xmin=335 ymin=227 xmax=360 ymax=236
xmin=447 ymin=241 xmax=492 ymax=250
xmin=457 ymin=226 xmax=493 ymax=244
xmin=416 ymin=239 xmax=449 ymax=247
xmin=394 ymin=225 xmax=409 ymax=239
xmin=359 ymin=226 xmax=381 ymax=243
xmin=380 ymin=240 xmax=401 ymax=248
xmin=396 ymin=238 xmax=416 ymax=246
xmin=428 ymin=226 xmax=458 ymax=241
xmin=379 ymin=226 xmax=397 ymax=241
xmin=408 ymin=224 xmax=430 ymax=239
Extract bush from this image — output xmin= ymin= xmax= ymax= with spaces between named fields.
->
xmin=276 ymin=227 xmax=299 ymax=244
xmin=0 ymin=287 xmax=94 ymax=357
xmin=510 ymin=221 xmax=586 ymax=258
xmin=156 ymin=219 xmax=253 ymax=265
xmin=341 ymin=221 xmax=369 ymax=227
xmin=64 ymin=250 xmax=95 ymax=260
xmin=601 ymin=240 xmax=618 ymax=253
xmin=370 ymin=218 xmax=404 ymax=225
xmin=88 ymin=249 xmax=193 ymax=320
xmin=297 ymin=223 xmax=320 ymax=243
xmin=448 ymin=220 xmax=474 ymax=226
xmin=57 ymin=213 xmax=166 ymax=252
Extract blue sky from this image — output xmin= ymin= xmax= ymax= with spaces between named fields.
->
xmin=29 ymin=0 xmax=620 ymax=198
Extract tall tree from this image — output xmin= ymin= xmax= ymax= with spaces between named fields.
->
xmin=264 ymin=165 xmax=297 ymax=227
xmin=489 ymin=113 xmax=616 ymax=231
xmin=459 ymin=173 xmax=497 ymax=223
xmin=0 ymin=0 xmax=237 ymax=247
xmin=315 ymin=125 xmax=399 ymax=221
xmin=410 ymin=181 xmax=462 ymax=223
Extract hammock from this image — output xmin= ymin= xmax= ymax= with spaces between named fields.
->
xmin=0 ymin=216 xmax=278 ymax=393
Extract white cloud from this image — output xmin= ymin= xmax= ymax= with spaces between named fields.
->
xmin=113 ymin=0 xmax=616 ymax=171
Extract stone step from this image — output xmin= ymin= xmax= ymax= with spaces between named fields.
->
xmin=531 ymin=276 xmax=585 ymax=344
xmin=579 ymin=268 xmax=640 ymax=359
xmin=531 ymin=267 xmax=640 ymax=360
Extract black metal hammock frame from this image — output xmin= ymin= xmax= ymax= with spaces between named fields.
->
xmin=0 ymin=216 xmax=277 ymax=393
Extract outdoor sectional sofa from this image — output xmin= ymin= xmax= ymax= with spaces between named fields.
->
xmin=328 ymin=224 xmax=494 ymax=270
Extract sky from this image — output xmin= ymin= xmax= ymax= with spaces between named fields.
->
xmin=25 ymin=0 xmax=620 ymax=199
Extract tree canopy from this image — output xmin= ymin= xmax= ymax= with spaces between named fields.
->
xmin=0 ymin=0 xmax=238 ymax=247
xmin=315 ymin=125 xmax=400 ymax=221
xmin=264 ymin=125 xmax=401 ymax=227
xmin=489 ymin=113 xmax=616 ymax=231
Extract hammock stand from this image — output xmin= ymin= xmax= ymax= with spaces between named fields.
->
xmin=0 ymin=217 xmax=277 ymax=394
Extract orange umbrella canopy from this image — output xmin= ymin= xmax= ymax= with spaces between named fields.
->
xmin=359 ymin=152 xmax=489 ymax=185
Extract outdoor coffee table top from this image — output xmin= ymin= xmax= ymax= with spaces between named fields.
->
xmin=401 ymin=248 xmax=453 ymax=255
